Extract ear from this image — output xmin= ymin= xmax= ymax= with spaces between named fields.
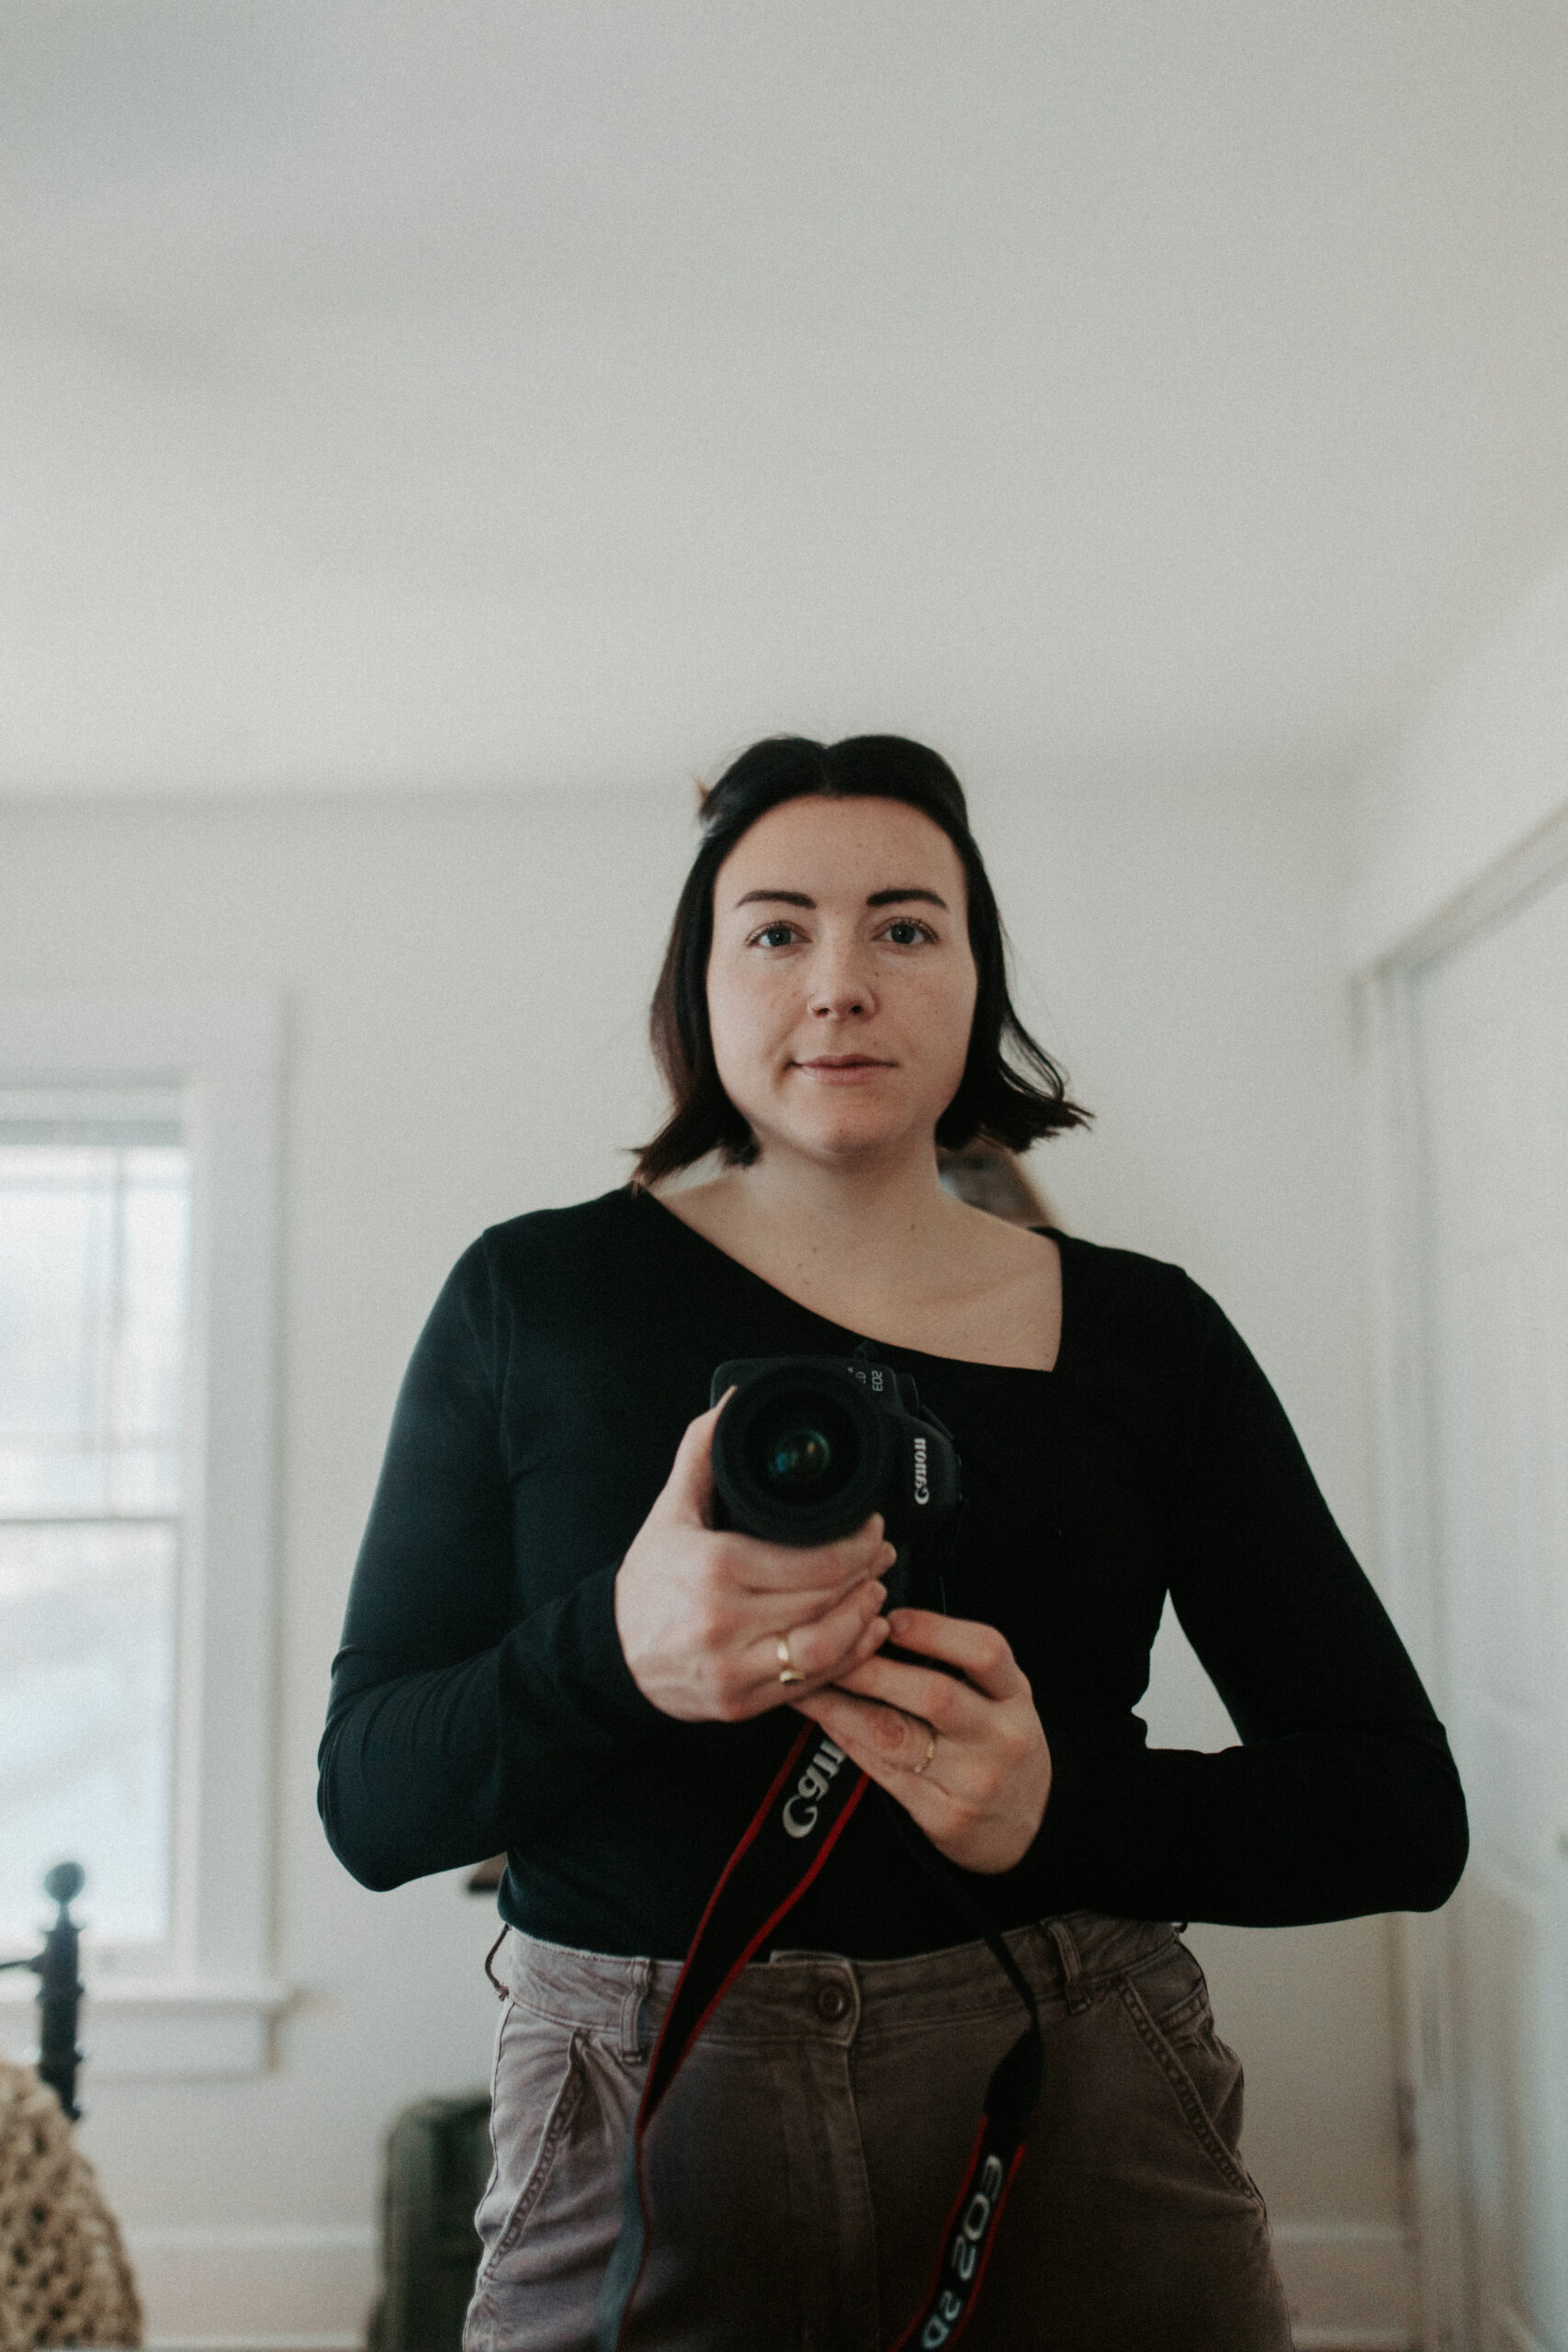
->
xmin=693 ymin=775 xmax=710 ymax=811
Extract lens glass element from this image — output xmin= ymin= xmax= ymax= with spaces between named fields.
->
xmin=745 ymin=1390 xmax=859 ymax=1507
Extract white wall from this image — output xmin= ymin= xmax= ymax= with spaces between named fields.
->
xmin=1342 ymin=538 xmax=1568 ymax=2349
xmin=989 ymin=775 xmax=1414 ymax=2344
xmin=1349 ymin=552 xmax=1568 ymax=967
xmin=0 ymin=776 xmax=1410 ymax=2346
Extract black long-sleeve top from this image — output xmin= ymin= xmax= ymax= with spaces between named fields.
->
xmin=318 ymin=1186 xmax=1467 ymax=1955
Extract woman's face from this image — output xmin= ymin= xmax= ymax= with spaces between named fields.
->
xmin=706 ymin=794 xmax=977 ymax=1170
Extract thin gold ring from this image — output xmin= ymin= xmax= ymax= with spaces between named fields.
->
xmin=910 ymin=1725 xmax=938 ymax=1777
xmin=775 ymin=1633 xmax=806 ymax=1687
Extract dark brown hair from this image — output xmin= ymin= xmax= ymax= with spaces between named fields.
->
xmin=633 ymin=733 xmax=1090 ymax=1185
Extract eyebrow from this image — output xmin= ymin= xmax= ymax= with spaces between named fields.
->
xmin=732 ymin=886 xmax=950 ymax=911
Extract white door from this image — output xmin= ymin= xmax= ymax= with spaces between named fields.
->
xmin=1414 ymin=862 xmax=1568 ymax=2352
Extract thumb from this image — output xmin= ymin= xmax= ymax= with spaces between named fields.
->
xmin=661 ymin=1391 xmax=733 ymax=1526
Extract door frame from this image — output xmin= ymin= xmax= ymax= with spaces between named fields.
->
xmin=1356 ymin=801 xmax=1568 ymax=2352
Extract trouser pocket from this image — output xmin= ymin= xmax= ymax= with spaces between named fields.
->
xmin=1114 ymin=1940 xmax=1264 ymax=2208
xmin=466 ymin=2004 xmax=637 ymax=2351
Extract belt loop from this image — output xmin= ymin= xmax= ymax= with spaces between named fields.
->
xmin=620 ymin=1956 xmax=653 ymax=2063
xmin=483 ymin=1926 xmax=510 ymax=2004
xmin=1046 ymin=1917 xmax=1093 ymax=2014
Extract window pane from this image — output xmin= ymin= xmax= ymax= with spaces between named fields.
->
xmin=0 ymin=1521 xmax=176 ymax=1944
xmin=0 ymin=1140 xmax=190 ymax=1517
xmin=111 ymin=1150 xmax=191 ymax=1513
xmin=0 ymin=1150 xmax=116 ymax=1510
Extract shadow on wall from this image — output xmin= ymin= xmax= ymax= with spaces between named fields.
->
xmin=936 ymin=1139 xmax=1056 ymax=1229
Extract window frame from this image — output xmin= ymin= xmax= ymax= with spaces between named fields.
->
xmin=0 ymin=995 xmax=286 ymax=2075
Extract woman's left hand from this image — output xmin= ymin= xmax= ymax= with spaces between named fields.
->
xmin=789 ymin=1606 xmax=1052 ymax=1875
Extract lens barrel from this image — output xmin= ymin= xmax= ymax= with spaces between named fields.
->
xmin=710 ymin=1360 xmax=895 ymax=1548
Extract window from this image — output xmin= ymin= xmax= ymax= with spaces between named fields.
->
xmin=0 ymin=1093 xmax=192 ymax=1945
xmin=0 ymin=999 xmax=284 ymax=2075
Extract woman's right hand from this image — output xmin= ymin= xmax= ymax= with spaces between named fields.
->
xmin=615 ymin=1396 xmax=896 ymax=1723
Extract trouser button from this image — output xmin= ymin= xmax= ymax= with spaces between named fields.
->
xmin=815 ymin=1979 xmax=851 ymax=2023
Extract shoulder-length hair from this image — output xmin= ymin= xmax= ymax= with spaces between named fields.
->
xmin=632 ymin=733 xmax=1090 ymax=1186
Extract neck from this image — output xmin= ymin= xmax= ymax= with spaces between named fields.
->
xmin=722 ymin=1136 xmax=960 ymax=1282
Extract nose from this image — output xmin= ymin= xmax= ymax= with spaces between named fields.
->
xmin=807 ymin=942 xmax=874 ymax=1020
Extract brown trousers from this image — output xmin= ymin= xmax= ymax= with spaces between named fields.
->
xmin=464 ymin=1913 xmax=1293 ymax=2352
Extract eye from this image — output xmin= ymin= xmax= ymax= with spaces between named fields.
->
xmin=882 ymin=918 xmax=935 ymax=947
xmin=750 ymin=922 xmax=801 ymax=949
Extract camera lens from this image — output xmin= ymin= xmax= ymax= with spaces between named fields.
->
xmin=711 ymin=1358 xmax=893 ymax=1548
xmin=746 ymin=1392 xmax=858 ymax=1506
xmin=766 ymin=1426 xmax=830 ymax=1488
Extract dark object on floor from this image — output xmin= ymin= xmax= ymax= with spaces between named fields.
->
xmin=367 ymin=2095 xmax=491 ymax=2352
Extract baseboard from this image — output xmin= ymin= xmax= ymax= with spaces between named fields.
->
xmin=124 ymin=2225 xmax=376 ymax=2347
xmin=1496 ymin=2308 xmax=1551 ymax=2352
xmin=1271 ymin=2222 xmax=1417 ymax=2351
xmin=1290 ymin=2335 xmax=1413 ymax=2352
xmin=144 ymin=2340 xmax=360 ymax=2351
xmin=1290 ymin=2339 xmax=1413 ymax=2352
xmin=123 ymin=2214 xmax=1417 ymax=2348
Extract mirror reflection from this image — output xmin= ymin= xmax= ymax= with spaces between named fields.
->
xmin=3 ymin=9 xmax=1567 ymax=2350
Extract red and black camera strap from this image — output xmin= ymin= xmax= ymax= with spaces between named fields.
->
xmin=595 ymin=1719 xmax=1043 ymax=2352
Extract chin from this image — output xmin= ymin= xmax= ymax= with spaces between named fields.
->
xmin=767 ymin=1107 xmax=933 ymax=1164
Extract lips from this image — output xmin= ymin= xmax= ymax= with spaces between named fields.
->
xmin=790 ymin=1054 xmax=897 ymax=1084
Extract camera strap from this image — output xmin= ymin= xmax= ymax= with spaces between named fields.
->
xmin=595 ymin=1720 xmax=1043 ymax=2352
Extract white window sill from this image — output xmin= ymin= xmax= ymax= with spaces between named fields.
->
xmin=0 ymin=1974 xmax=292 ymax=2078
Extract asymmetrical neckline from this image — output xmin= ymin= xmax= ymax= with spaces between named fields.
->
xmin=632 ymin=1184 xmax=1069 ymax=1378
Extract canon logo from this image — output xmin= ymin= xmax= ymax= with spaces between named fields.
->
xmin=913 ymin=1435 xmax=931 ymax=1507
xmin=782 ymin=1737 xmax=848 ymax=1840
xmin=920 ymin=2154 xmax=1006 ymax=2346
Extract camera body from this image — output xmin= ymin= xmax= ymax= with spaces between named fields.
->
xmin=708 ymin=1353 xmax=962 ymax=1611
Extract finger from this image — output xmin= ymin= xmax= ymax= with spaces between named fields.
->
xmin=726 ymin=1517 xmax=895 ymax=1598
xmin=792 ymin=1685 xmax=1049 ymax=1875
xmin=741 ymin=1580 xmax=889 ymax=1694
xmin=827 ymin=1649 xmax=990 ymax=1743
xmin=726 ymin=1558 xmax=897 ymax=1635
xmin=725 ymin=1606 xmax=893 ymax=1724
xmin=799 ymin=1685 xmax=941 ymax=1772
xmin=882 ymin=1610 xmax=1028 ymax=1704
xmin=661 ymin=1395 xmax=733 ymax=1526
xmin=787 ymin=1689 xmax=959 ymax=1830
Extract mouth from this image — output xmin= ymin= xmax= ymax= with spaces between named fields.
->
xmin=790 ymin=1054 xmax=896 ymax=1080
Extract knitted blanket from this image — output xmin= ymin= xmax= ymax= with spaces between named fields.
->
xmin=0 ymin=2060 xmax=141 ymax=2349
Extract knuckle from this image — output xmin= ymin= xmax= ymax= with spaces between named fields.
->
xmin=689 ymin=1602 xmax=727 ymax=1652
xmin=977 ymin=1629 xmax=1010 ymax=1676
xmin=706 ymin=1534 xmax=743 ymax=1581
xmin=784 ymin=1627 xmax=819 ymax=1676
xmin=923 ymin=1683 xmax=959 ymax=1730
xmin=708 ymin=1664 xmax=749 ymax=1719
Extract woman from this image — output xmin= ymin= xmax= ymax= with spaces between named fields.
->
xmin=320 ymin=735 xmax=1467 ymax=2352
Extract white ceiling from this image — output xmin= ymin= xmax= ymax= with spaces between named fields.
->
xmin=4 ymin=0 xmax=1568 ymax=796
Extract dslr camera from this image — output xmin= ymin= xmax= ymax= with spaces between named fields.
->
xmin=708 ymin=1352 xmax=962 ymax=1611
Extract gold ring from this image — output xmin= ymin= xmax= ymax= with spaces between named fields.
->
xmin=775 ymin=1633 xmax=806 ymax=1687
xmin=910 ymin=1725 xmax=938 ymax=1777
